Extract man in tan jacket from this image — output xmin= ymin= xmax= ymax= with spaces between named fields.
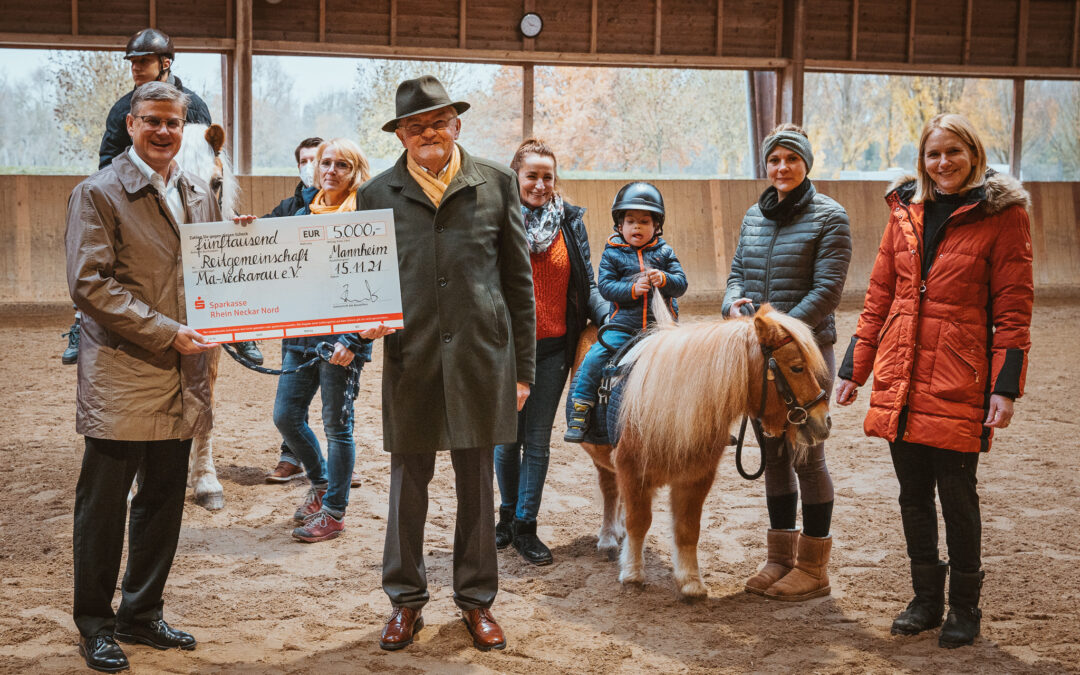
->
xmin=66 ymin=81 xmax=219 ymax=673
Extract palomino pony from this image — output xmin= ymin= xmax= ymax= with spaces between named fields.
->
xmin=578 ymin=297 xmax=831 ymax=598
xmin=176 ymin=123 xmax=238 ymax=510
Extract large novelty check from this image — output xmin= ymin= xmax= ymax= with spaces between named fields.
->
xmin=179 ymin=209 xmax=403 ymax=342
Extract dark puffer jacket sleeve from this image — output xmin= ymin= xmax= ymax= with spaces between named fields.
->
xmin=721 ymin=234 xmax=747 ymax=317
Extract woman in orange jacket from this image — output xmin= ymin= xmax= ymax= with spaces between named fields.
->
xmin=836 ymin=113 xmax=1033 ymax=648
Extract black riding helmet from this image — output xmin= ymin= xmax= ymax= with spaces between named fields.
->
xmin=611 ymin=181 xmax=665 ymax=235
xmin=125 ymin=28 xmax=175 ymax=62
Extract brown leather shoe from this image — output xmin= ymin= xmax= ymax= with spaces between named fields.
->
xmin=461 ymin=608 xmax=506 ymax=651
xmin=266 ymin=461 xmax=304 ymax=483
xmin=379 ymin=607 xmax=423 ymax=651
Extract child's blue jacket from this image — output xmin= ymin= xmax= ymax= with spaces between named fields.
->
xmin=598 ymin=234 xmax=688 ymax=333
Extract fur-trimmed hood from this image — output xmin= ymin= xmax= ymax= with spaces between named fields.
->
xmin=886 ymin=170 xmax=1031 ymax=214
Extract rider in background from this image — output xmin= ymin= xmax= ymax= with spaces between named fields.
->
xmin=98 ymin=28 xmax=212 ymax=169
xmin=63 ymin=28 xmax=218 ymax=366
xmin=723 ymin=123 xmax=851 ymax=602
xmin=564 ymin=181 xmax=687 ymax=443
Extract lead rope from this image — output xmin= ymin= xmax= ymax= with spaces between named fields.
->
xmin=734 ymin=304 xmax=766 ymax=480
xmin=221 ymin=341 xmax=334 ymax=376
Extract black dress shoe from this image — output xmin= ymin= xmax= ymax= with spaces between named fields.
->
xmin=79 ymin=635 xmax=129 ymax=673
xmin=114 ymin=619 xmax=196 ymax=651
xmin=512 ymin=520 xmax=553 ymax=566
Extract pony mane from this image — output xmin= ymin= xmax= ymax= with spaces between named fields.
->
xmin=178 ymin=124 xmax=239 ymax=218
xmin=616 ymin=318 xmax=758 ymax=474
xmin=757 ymin=306 xmax=828 ymax=384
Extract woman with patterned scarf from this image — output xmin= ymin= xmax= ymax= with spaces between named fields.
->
xmin=493 ymin=139 xmax=609 ymax=565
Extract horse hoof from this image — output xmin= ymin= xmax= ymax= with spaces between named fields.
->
xmin=677 ymin=579 xmax=708 ymax=599
xmin=195 ymin=491 xmax=224 ymax=511
xmin=597 ymin=534 xmax=620 ymax=560
xmin=619 ymin=569 xmax=645 ymax=586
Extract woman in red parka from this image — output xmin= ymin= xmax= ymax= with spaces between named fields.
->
xmin=835 ymin=113 xmax=1033 ymax=649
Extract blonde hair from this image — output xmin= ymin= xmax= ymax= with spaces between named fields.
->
xmin=914 ymin=113 xmax=987 ymax=203
xmin=314 ymin=138 xmax=371 ymax=193
xmin=769 ymin=122 xmax=808 ymax=138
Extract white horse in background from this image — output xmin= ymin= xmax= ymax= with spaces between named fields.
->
xmin=175 ymin=123 xmax=238 ymax=510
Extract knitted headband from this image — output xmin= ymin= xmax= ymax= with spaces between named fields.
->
xmin=762 ymin=131 xmax=814 ymax=174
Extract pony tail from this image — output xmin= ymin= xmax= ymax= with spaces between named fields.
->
xmin=217 ymin=150 xmax=239 ymax=219
xmin=649 ymin=274 xmax=675 ymax=329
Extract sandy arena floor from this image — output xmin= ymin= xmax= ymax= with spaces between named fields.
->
xmin=0 ymin=302 xmax=1077 ymax=674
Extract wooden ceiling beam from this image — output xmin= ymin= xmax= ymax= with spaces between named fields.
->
xmin=459 ymin=0 xmax=467 ymax=49
xmin=715 ymin=0 xmax=723 ymax=56
xmin=963 ymin=0 xmax=972 ymax=64
xmin=1074 ymin=0 xmax=1080 ymax=68
xmin=248 ymin=39 xmax=789 ymax=69
xmin=1016 ymin=0 xmax=1029 ymax=66
xmin=850 ymin=0 xmax=859 ymax=61
xmin=907 ymin=0 xmax=916 ymax=63
xmin=590 ymin=0 xmax=598 ymax=54
xmin=319 ymin=0 xmax=326 ymax=43
xmin=0 ymin=32 xmax=235 ymax=51
xmin=807 ymin=58 xmax=1080 ymax=80
xmin=655 ymin=0 xmax=662 ymax=56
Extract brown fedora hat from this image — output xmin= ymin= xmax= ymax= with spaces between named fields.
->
xmin=381 ymin=75 xmax=470 ymax=132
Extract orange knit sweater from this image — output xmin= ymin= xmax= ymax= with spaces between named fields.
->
xmin=531 ymin=230 xmax=570 ymax=339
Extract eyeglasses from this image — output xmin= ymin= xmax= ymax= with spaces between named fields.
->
xmin=319 ymin=159 xmax=353 ymax=173
xmin=399 ymin=118 xmax=455 ymax=137
xmin=133 ymin=115 xmax=185 ymax=131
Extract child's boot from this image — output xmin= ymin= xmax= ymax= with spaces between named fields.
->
xmin=563 ymin=399 xmax=594 ymax=443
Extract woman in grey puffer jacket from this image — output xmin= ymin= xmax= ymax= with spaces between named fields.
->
xmin=722 ymin=123 xmax=852 ymax=602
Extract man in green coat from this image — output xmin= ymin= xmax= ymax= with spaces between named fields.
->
xmin=357 ymin=76 xmax=535 ymax=652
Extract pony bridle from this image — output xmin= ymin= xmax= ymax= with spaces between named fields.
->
xmin=757 ymin=335 xmax=827 ymax=430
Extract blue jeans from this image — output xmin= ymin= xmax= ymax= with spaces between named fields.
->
xmin=570 ymin=328 xmax=634 ymax=403
xmin=494 ymin=337 xmax=567 ymax=524
xmin=272 ymin=344 xmax=359 ymax=515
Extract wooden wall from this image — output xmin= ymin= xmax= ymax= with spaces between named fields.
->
xmin=4 ymin=175 xmax=1077 ymax=305
xmin=5 ymin=1 xmax=1079 ymax=74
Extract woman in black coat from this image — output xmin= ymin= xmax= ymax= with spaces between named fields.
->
xmin=494 ymin=138 xmax=609 ymax=565
xmin=723 ymin=124 xmax=852 ymax=601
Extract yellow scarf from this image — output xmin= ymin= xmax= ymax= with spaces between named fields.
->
xmin=308 ymin=189 xmax=358 ymax=214
xmin=407 ymin=145 xmax=461 ymax=207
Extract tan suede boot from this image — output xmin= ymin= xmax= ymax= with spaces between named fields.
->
xmin=744 ymin=529 xmax=798 ymax=596
xmin=764 ymin=533 xmax=832 ymax=601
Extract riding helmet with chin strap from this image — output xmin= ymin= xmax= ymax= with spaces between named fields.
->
xmin=124 ymin=28 xmax=175 ymax=77
xmin=611 ymin=181 xmax=665 ymax=235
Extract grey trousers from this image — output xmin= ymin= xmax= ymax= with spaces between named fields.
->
xmin=382 ymin=446 xmax=497 ymax=611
